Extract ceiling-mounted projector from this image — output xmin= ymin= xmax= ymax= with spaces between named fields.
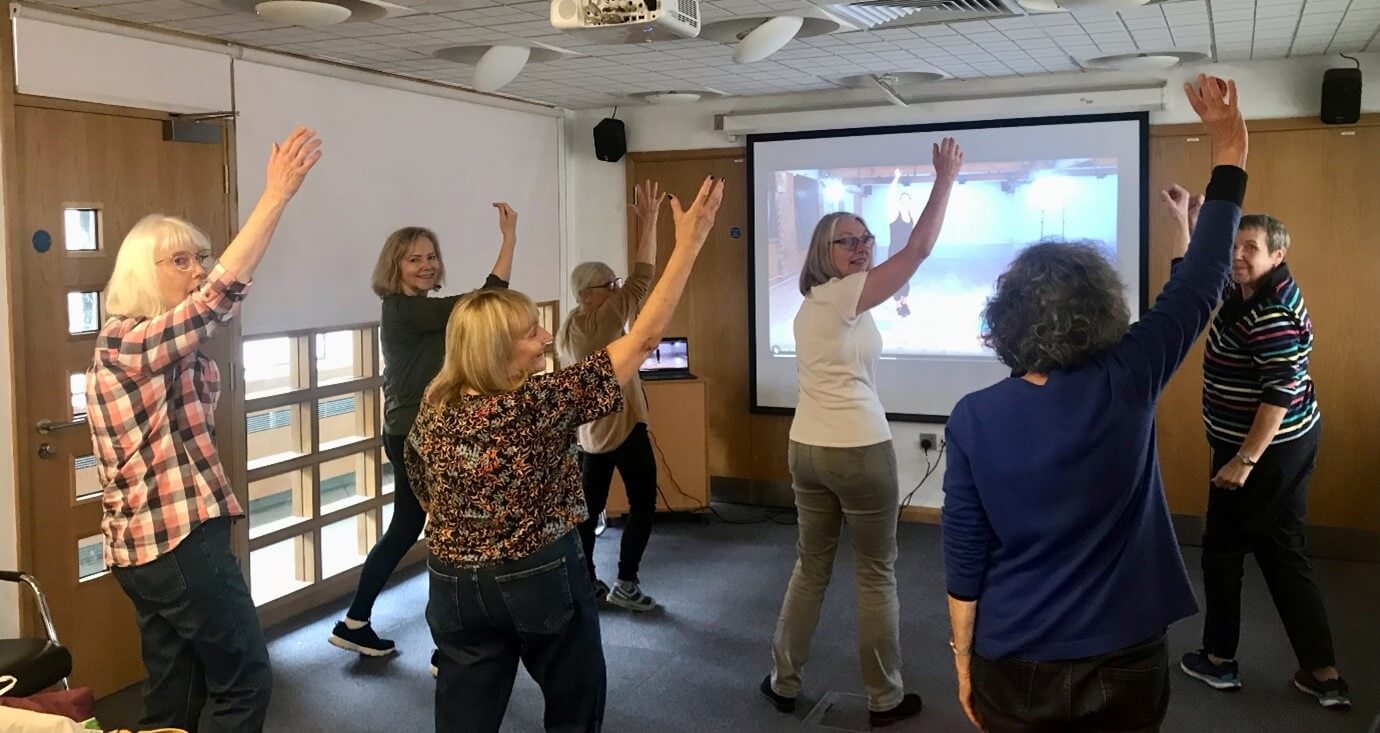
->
xmin=550 ymin=0 xmax=700 ymax=43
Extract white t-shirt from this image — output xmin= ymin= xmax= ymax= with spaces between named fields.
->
xmin=789 ymin=272 xmax=891 ymax=447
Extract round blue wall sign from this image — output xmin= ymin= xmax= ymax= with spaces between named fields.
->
xmin=729 ymin=226 xmax=742 ymax=239
xmin=32 ymin=230 xmax=52 ymax=253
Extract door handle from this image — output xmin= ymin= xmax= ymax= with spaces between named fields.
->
xmin=36 ymin=417 xmax=86 ymax=435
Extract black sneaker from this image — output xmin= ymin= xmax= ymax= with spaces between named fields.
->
xmin=328 ymin=621 xmax=396 ymax=657
xmin=430 ymin=650 xmax=440 ymax=678
xmin=1293 ymin=670 xmax=1352 ymax=709
xmin=592 ymin=579 xmax=611 ymax=605
xmin=759 ymin=675 xmax=795 ymax=713
xmin=870 ymin=693 xmax=923 ymax=727
xmin=1180 ymin=650 xmax=1242 ymax=691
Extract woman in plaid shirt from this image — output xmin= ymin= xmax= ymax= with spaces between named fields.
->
xmin=86 ymin=127 xmax=321 ymax=733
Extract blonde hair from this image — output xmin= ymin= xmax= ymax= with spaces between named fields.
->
xmin=798 ymin=212 xmax=867 ymax=295
xmin=371 ymin=227 xmax=445 ymax=297
xmin=105 ymin=214 xmax=213 ymax=319
xmin=556 ymin=261 xmax=618 ymax=365
xmin=424 ymin=288 xmax=539 ymax=405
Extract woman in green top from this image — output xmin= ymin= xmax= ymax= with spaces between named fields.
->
xmin=329 ymin=203 xmax=518 ymax=668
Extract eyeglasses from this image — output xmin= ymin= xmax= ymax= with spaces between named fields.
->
xmin=157 ymin=250 xmax=215 ymax=272
xmin=584 ymin=278 xmax=623 ymax=292
xmin=831 ymin=234 xmax=875 ymax=252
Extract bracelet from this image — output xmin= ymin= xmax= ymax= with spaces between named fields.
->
xmin=949 ymin=640 xmax=972 ymax=657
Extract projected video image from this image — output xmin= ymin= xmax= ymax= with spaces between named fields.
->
xmin=763 ymin=158 xmax=1119 ymax=358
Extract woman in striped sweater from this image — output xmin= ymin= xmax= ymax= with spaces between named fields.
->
xmin=1174 ymin=210 xmax=1350 ymax=709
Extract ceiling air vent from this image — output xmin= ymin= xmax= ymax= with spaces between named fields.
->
xmin=817 ymin=0 xmax=1024 ymax=30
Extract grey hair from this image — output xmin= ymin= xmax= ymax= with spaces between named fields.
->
xmin=105 ymin=214 xmax=213 ymax=319
xmin=981 ymin=240 xmax=1131 ymax=374
xmin=1238 ymin=214 xmax=1290 ymax=254
xmin=799 ymin=212 xmax=868 ymax=296
xmin=557 ymin=261 xmax=618 ymax=365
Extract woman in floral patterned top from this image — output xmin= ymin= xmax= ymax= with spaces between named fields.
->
xmin=406 ymin=176 xmax=724 ymax=733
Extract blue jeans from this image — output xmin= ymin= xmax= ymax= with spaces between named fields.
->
xmin=428 ymin=530 xmax=605 ymax=733
xmin=112 ymin=518 xmax=272 ymax=733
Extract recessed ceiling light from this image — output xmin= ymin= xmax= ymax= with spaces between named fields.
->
xmin=1082 ymin=51 xmax=1209 ymax=71
xmin=255 ymin=0 xmax=351 ymax=25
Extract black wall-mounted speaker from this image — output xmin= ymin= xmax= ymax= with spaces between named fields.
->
xmin=1321 ymin=67 xmax=1362 ymax=125
xmin=593 ymin=118 xmax=626 ymax=162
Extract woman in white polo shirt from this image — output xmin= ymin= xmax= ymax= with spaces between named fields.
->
xmin=760 ymin=138 xmax=963 ymax=728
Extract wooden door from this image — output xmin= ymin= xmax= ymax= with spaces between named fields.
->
xmin=625 ymin=152 xmax=753 ymax=481
xmin=1150 ymin=123 xmax=1380 ymax=532
xmin=11 ymin=102 xmax=234 ymax=696
xmin=1147 ymin=132 xmax=1214 ymax=518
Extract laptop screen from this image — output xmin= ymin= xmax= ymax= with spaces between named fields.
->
xmin=640 ymin=337 xmax=689 ymax=373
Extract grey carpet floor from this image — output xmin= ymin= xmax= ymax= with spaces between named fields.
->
xmin=95 ymin=510 xmax=1379 ymax=732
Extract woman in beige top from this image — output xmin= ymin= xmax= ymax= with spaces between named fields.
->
xmin=556 ymin=179 xmax=663 ymax=612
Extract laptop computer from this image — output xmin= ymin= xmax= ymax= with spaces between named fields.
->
xmin=639 ymin=336 xmax=695 ymax=380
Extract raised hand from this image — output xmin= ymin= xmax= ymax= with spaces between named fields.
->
xmin=1184 ymin=74 xmax=1247 ymax=168
xmin=1187 ymin=191 xmax=1204 ymax=232
xmin=630 ymin=180 xmax=663 ymax=228
xmin=1160 ymin=184 xmax=1195 ymax=258
xmin=668 ymin=176 xmax=725 ymax=252
xmin=264 ymin=127 xmax=322 ymax=203
xmin=933 ymin=137 xmax=964 ymax=182
xmin=1160 ymin=185 xmax=1193 ymax=225
xmin=493 ymin=203 xmax=518 ymax=243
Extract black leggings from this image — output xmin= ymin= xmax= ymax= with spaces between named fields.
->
xmin=576 ymin=424 xmax=657 ymax=584
xmin=346 ymin=432 xmax=425 ymax=622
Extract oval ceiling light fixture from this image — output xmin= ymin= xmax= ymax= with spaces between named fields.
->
xmin=231 ymin=0 xmax=410 ymax=23
xmin=254 ymin=0 xmax=351 ymax=24
xmin=1081 ymin=50 xmax=1209 ymax=71
xmin=629 ymin=89 xmax=727 ymax=104
xmin=733 ymin=16 xmax=804 ymax=64
xmin=434 ymin=43 xmax=575 ymax=94
xmin=835 ymin=68 xmax=951 ymax=88
xmin=473 ymin=45 xmax=532 ymax=93
xmin=701 ymin=10 xmax=849 ymax=64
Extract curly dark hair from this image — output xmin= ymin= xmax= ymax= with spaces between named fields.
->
xmin=981 ymin=240 xmax=1131 ymax=374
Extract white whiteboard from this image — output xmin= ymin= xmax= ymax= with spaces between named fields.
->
xmin=234 ymin=60 xmax=562 ymax=335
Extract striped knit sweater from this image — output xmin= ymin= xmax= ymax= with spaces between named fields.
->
xmin=1202 ymin=263 xmax=1319 ymax=445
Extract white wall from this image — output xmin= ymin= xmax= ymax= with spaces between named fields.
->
xmin=564 ymin=53 xmax=1380 ymax=509
xmin=0 ymin=12 xmax=563 ymax=630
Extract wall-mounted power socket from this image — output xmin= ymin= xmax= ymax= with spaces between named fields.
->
xmin=919 ymin=433 xmax=939 ymax=452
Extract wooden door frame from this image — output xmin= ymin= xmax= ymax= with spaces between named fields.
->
xmin=0 ymin=15 xmax=246 ymax=635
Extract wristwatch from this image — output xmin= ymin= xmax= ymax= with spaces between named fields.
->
xmin=949 ymin=640 xmax=972 ymax=656
xmin=1236 ymin=451 xmax=1258 ymax=466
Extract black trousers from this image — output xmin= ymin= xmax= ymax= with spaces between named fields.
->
xmin=347 ymin=432 xmax=426 ymax=621
xmin=1200 ymin=422 xmax=1336 ymax=670
xmin=971 ymin=634 xmax=1169 ymax=733
xmin=576 ymin=423 xmax=657 ymax=584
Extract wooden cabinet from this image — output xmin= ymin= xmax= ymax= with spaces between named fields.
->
xmin=605 ymin=379 xmax=709 ymax=516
